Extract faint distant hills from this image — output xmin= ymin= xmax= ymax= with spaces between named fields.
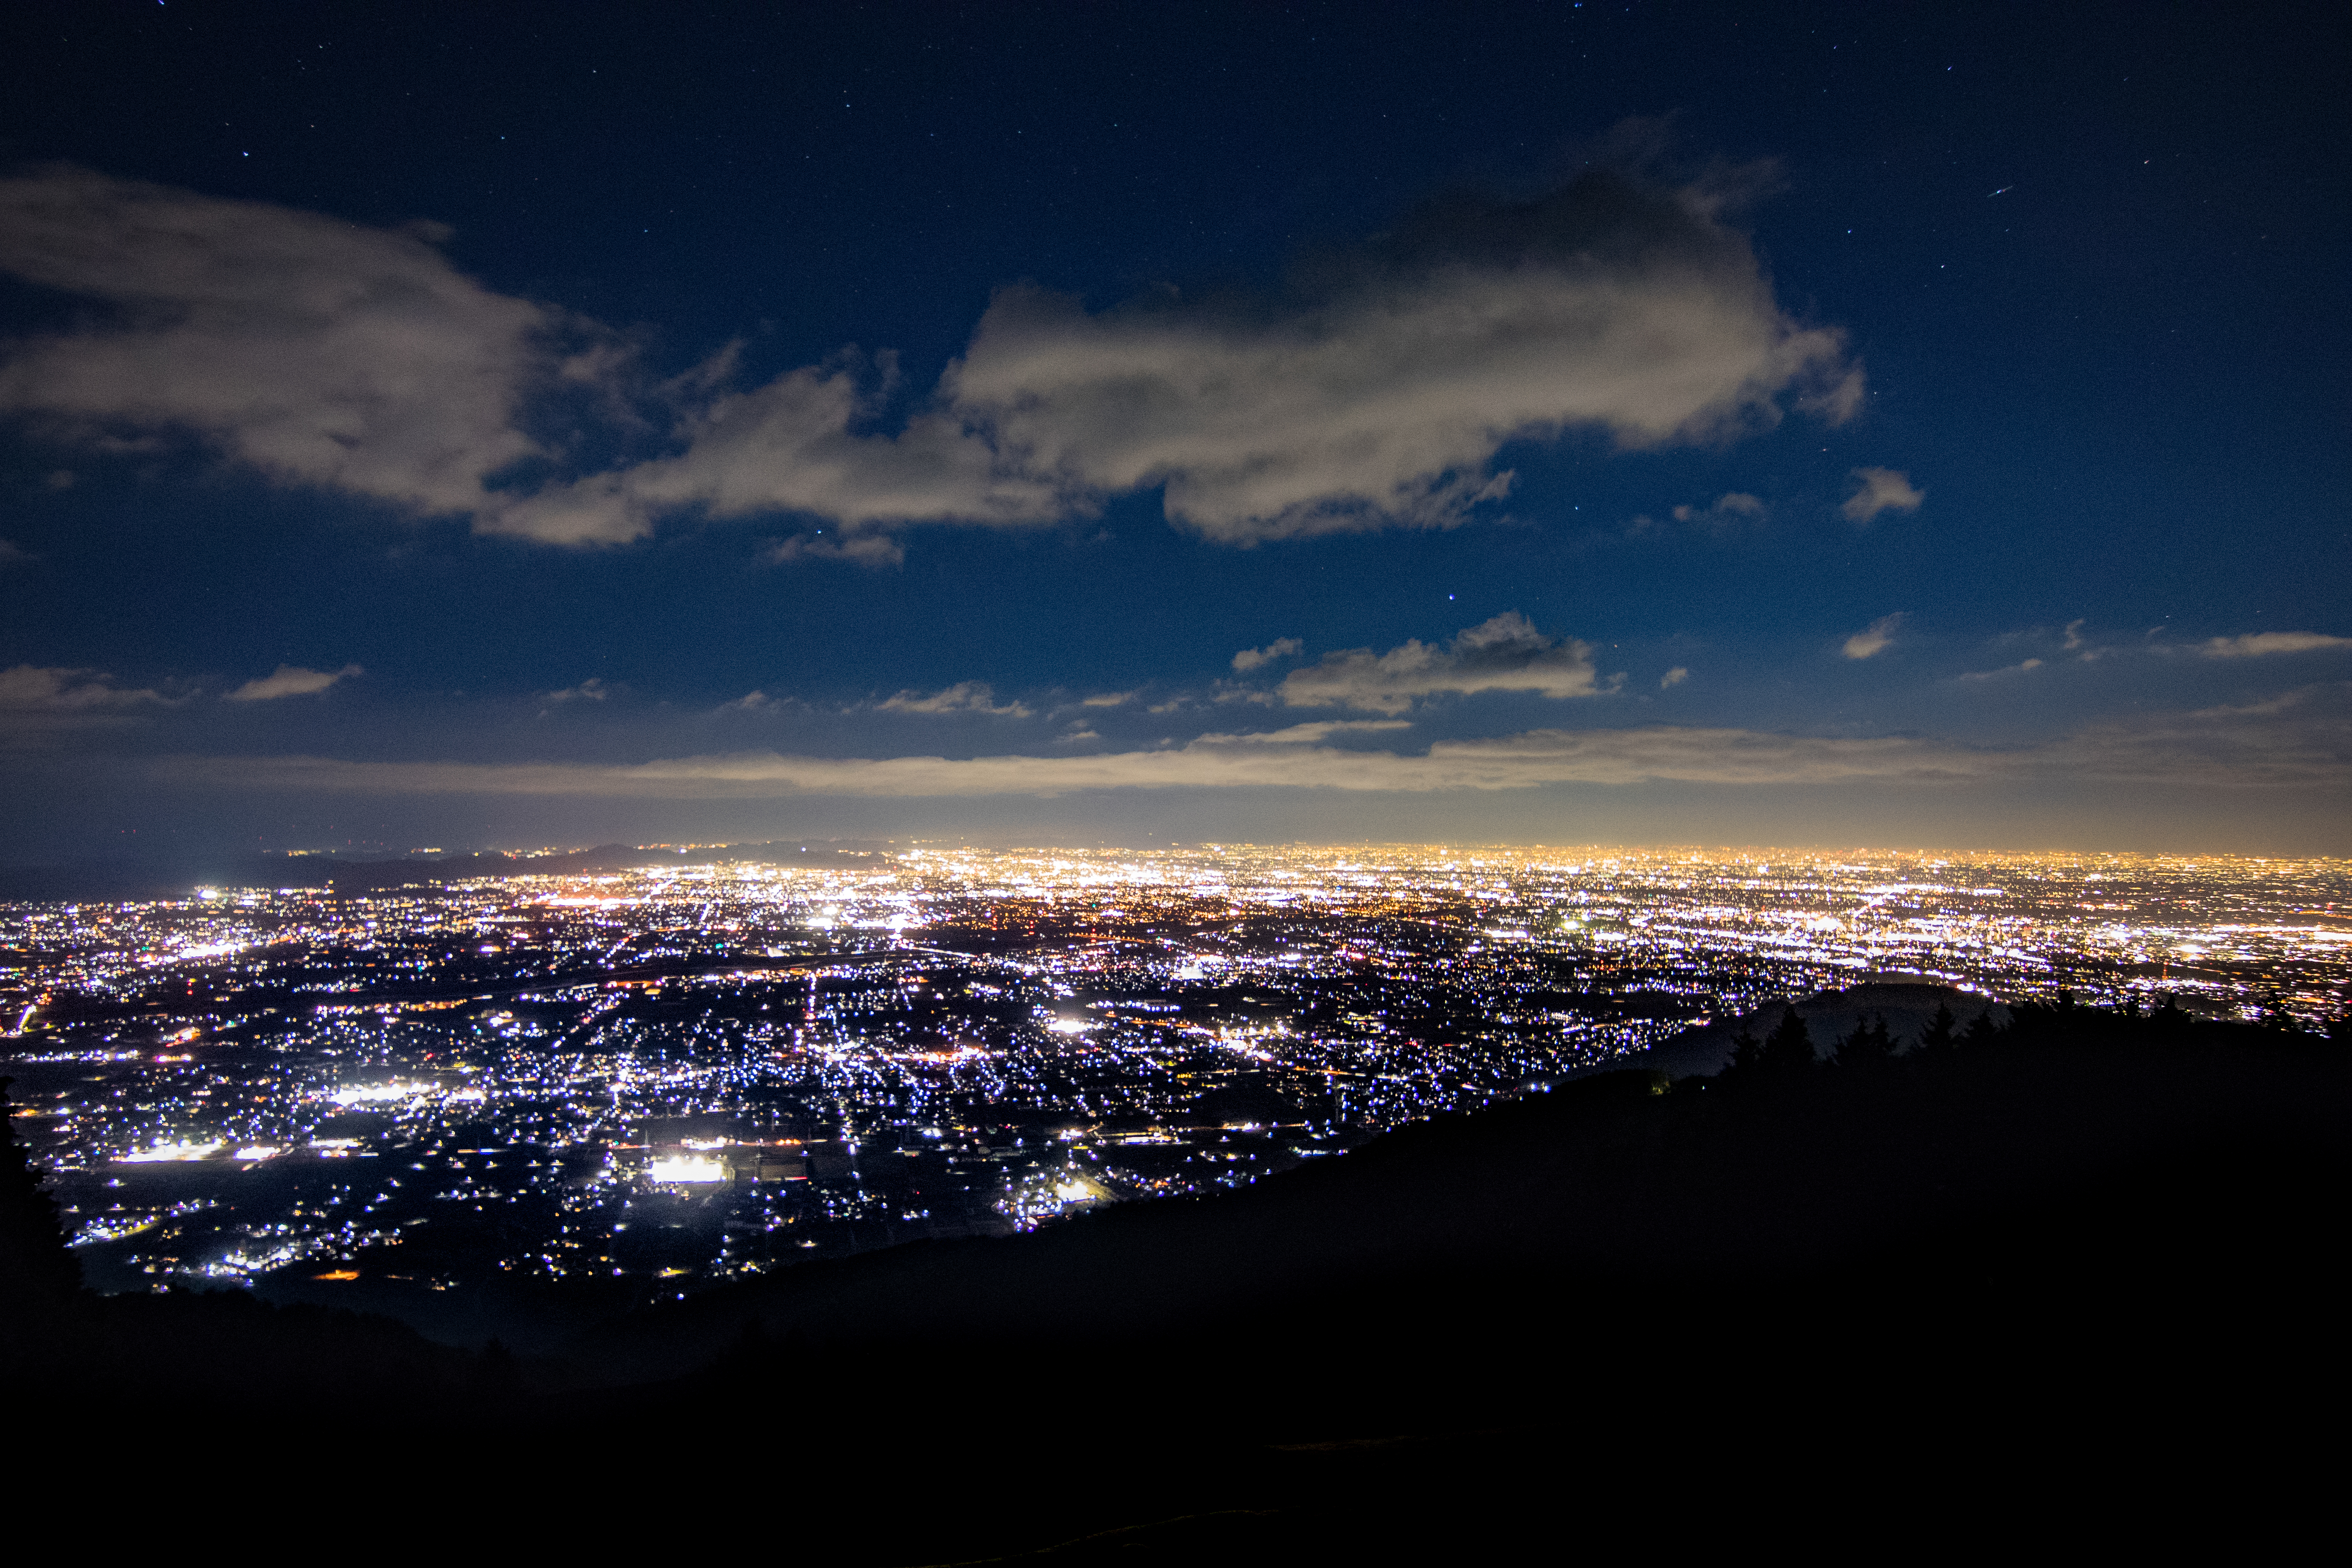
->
xmin=0 ymin=841 xmax=888 ymax=903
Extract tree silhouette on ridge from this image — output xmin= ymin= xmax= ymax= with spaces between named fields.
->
xmin=1838 ymin=1012 xmax=1894 ymax=1069
xmin=1761 ymin=1005 xmax=1816 ymax=1078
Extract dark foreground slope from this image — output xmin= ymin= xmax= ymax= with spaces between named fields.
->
xmin=578 ymin=1002 xmax=2341 ymax=1377
xmin=10 ymin=1005 xmax=2345 ymax=1560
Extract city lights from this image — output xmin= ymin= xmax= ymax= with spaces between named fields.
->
xmin=4 ymin=843 xmax=2343 ymax=1296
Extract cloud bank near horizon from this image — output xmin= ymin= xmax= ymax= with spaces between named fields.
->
xmin=143 ymin=689 xmax=2349 ymax=802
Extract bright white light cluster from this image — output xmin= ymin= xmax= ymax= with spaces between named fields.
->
xmin=647 ymin=1153 xmax=726 ymax=1183
xmin=329 ymin=1081 xmax=433 ymax=1105
xmin=120 ymin=1139 xmax=223 ymax=1162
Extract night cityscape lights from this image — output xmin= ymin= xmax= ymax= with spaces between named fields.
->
xmin=4 ymin=844 xmax=2344 ymax=1302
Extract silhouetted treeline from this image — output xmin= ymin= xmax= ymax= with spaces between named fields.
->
xmin=1720 ymin=987 xmax=2345 ymax=1088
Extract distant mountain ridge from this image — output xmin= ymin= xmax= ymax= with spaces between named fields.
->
xmin=0 ymin=842 xmax=885 ymax=902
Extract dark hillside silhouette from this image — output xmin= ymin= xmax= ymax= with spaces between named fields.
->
xmin=5 ymin=1071 xmax=478 ymax=1403
xmin=11 ymin=1000 xmax=2343 ymax=1560
xmin=2 ymin=1076 xmax=79 ymax=1311
xmin=561 ymin=1003 xmax=2339 ymax=1384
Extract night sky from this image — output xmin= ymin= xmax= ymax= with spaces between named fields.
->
xmin=2 ymin=1 xmax=2344 ymax=861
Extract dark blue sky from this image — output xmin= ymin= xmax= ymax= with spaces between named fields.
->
xmin=2 ymin=1 xmax=2345 ymax=860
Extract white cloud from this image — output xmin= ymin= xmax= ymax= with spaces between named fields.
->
xmin=1231 ymin=637 xmax=1303 ymax=673
xmin=1660 ymin=666 xmax=1690 ymax=688
xmin=2198 ymin=631 xmax=2352 ymax=658
xmin=224 ymin=663 xmax=361 ymax=702
xmin=0 ymin=166 xmax=562 ymax=524
xmin=1280 ymin=612 xmax=1599 ymax=714
xmin=503 ymin=355 xmax=1063 ymax=547
xmin=1079 ymin=691 xmax=1137 ymax=708
xmin=0 ymin=162 xmax=1859 ymax=553
xmin=1841 ymin=467 xmax=1925 ymax=523
xmin=546 ymin=678 xmax=611 ymax=702
xmin=951 ymin=175 xmax=1855 ymax=545
xmin=1842 ymin=613 xmax=1906 ymax=661
xmin=877 ymin=681 xmax=1033 ymax=718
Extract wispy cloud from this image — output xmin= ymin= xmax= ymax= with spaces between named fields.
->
xmin=764 ymin=528 xmax=910 ymax=568
xmin=1841 ymin=467 xmax=1924 ymax=523
xmin=1660 ymin=666 xmax=1690 ymax=688
xmin=1279 ymin=612 xmax=1599 ymax=713
xmin=1231 ymin=637 xmax=1303 ymax=673
xmin=1195 ymin=720 xmax=1414 ymax=744
xmin=1686 ymin=492 xmax=1766 ymax=521
xmin=1958 ymin=657 xmax=2043 ymax=681
xmin=1634 ymin=491 xmax=1768 ymax=535
xmin=1841 ymin=612 xmax=1905 ymax=660
xmin=224 ymin=664 xmax=361 ymax=702
xmin=877 ymin=681 xmax=1033 ymax=718
xmin=2198 ymin=631 xmax=2352 ymax=658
